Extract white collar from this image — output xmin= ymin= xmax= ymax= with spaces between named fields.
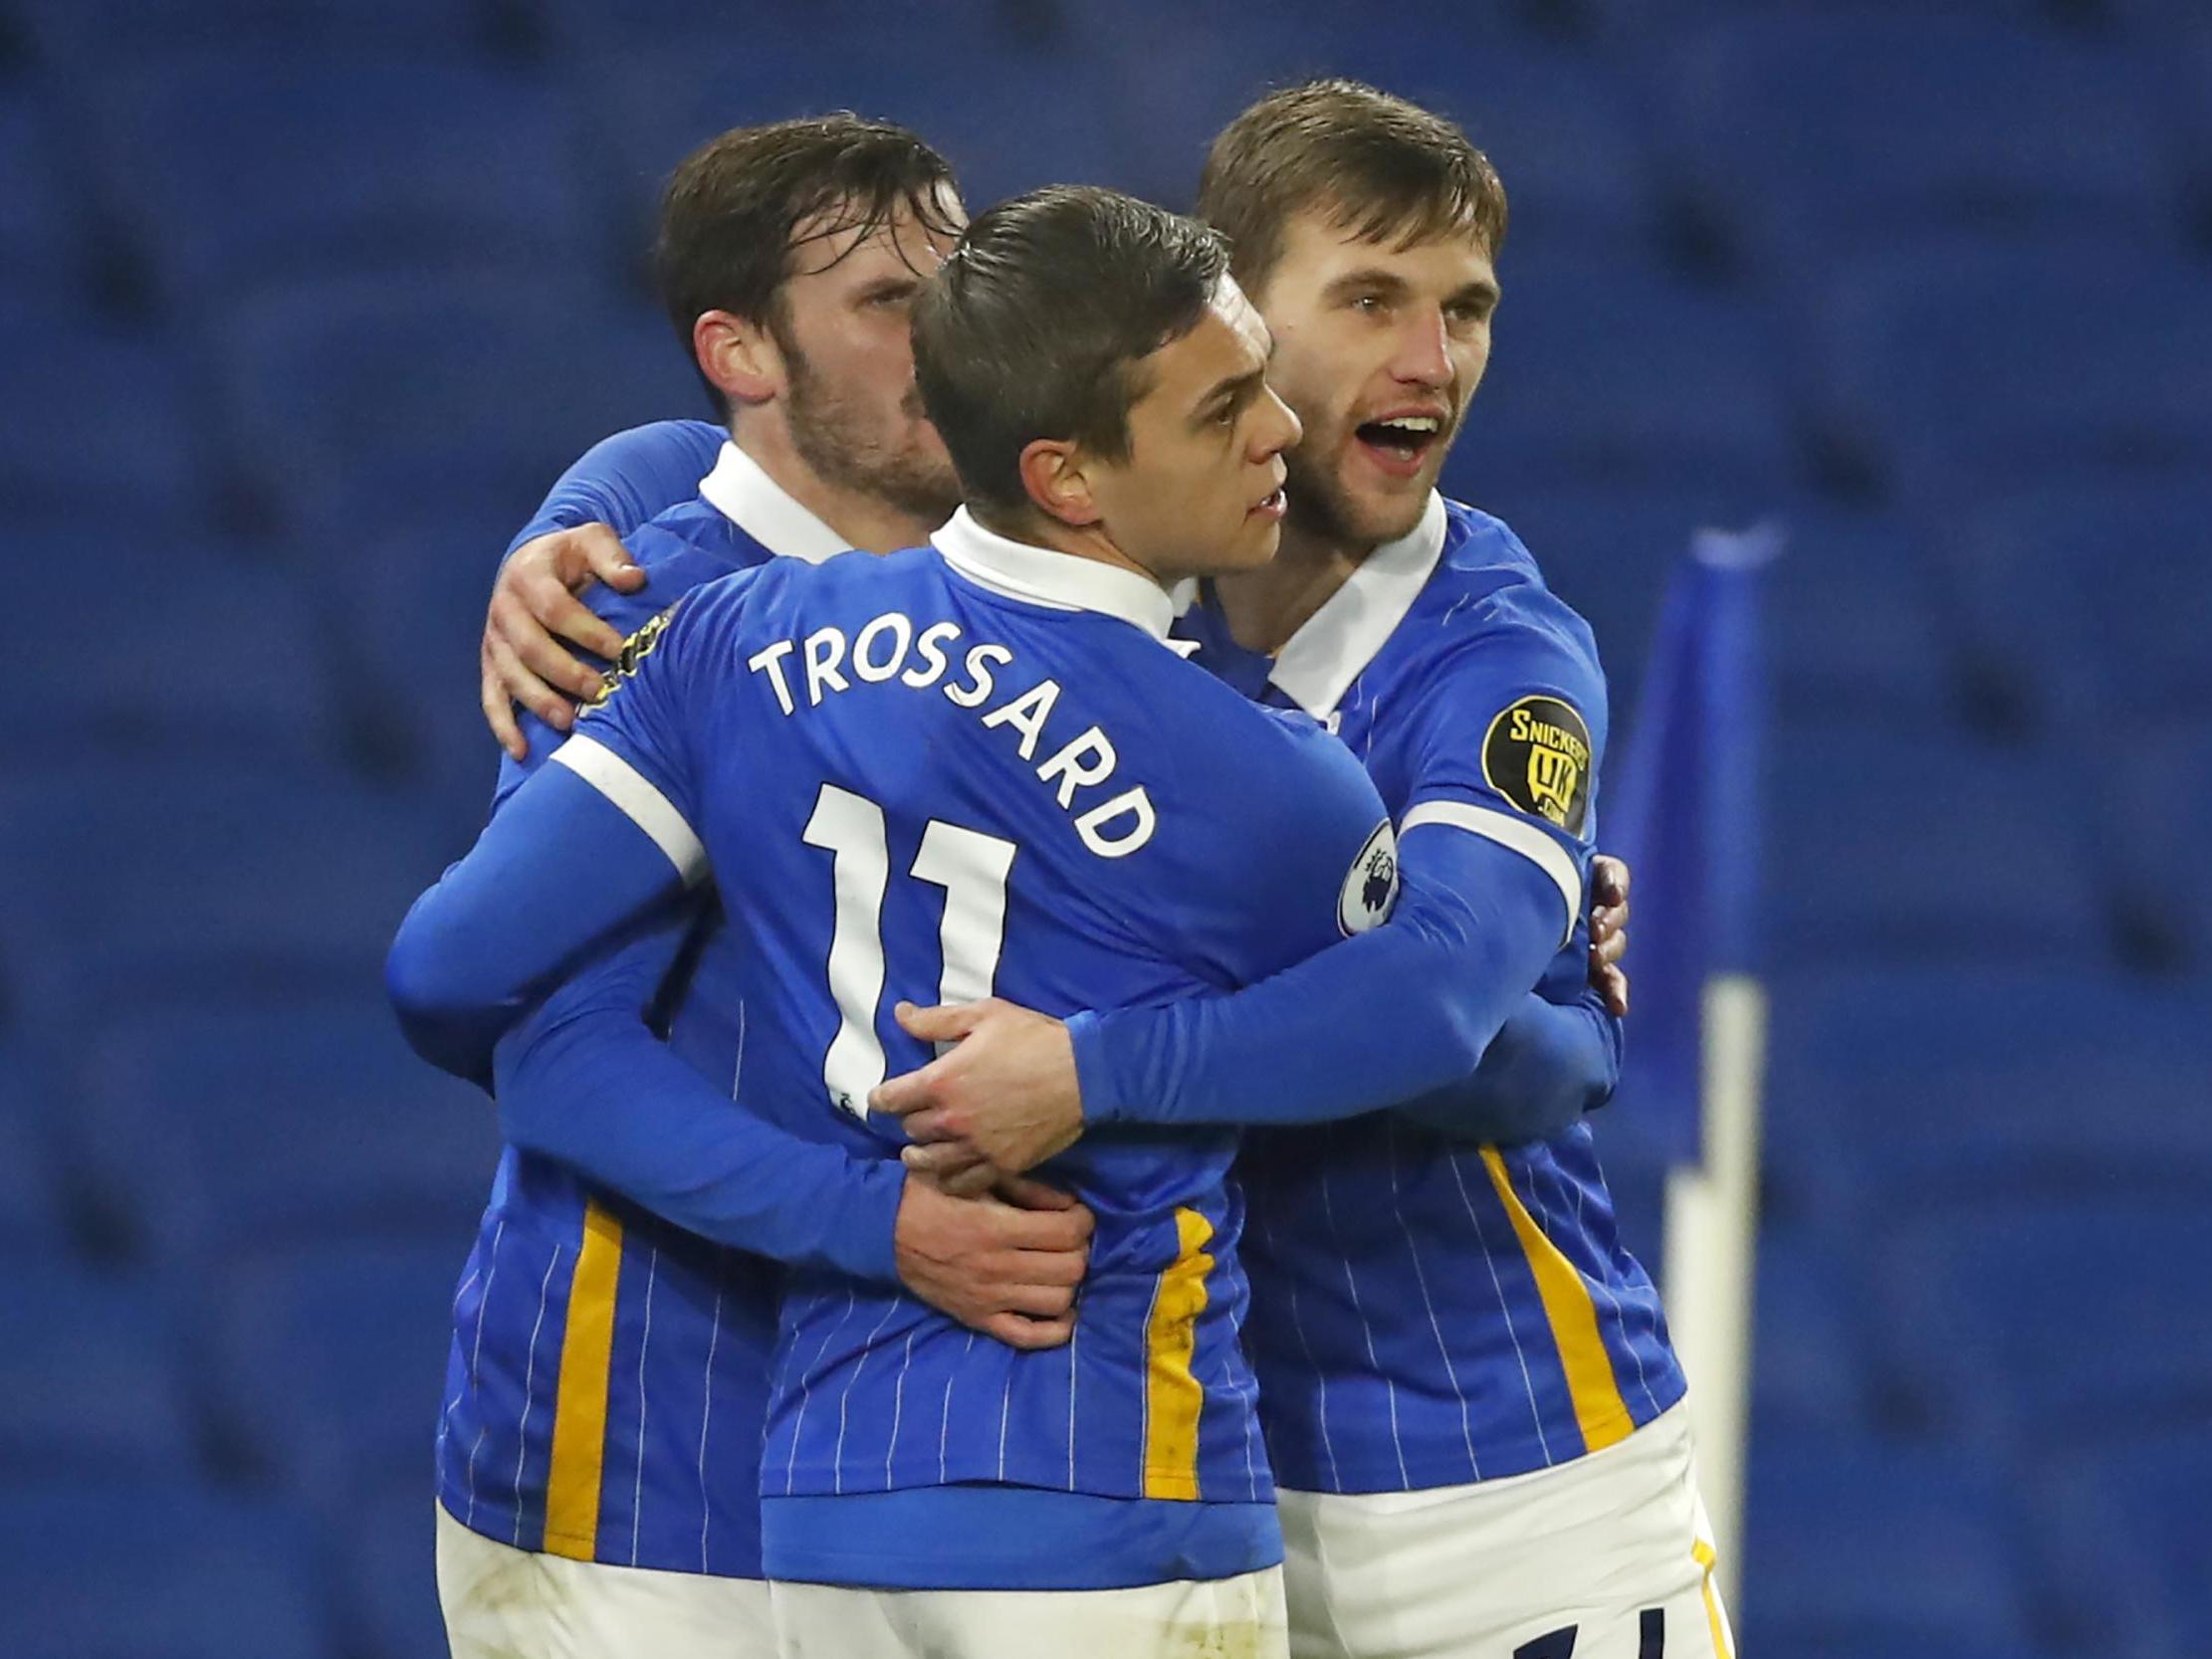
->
xmin=1267 ymin=491 xmax=1448 ymax=717
xmin=696 ymin=440 xmax=852 ymax=564
xmin=931 ymin=508 xmax=1177 ymax=640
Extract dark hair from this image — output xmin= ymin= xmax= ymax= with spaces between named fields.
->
xmin=655 ymin=113 xmax=960 ymax=411
xmin=1197 ymin=79 xmax=1507 ymax=295
xmin=911 ymin=185 xmax=1230 ymax=518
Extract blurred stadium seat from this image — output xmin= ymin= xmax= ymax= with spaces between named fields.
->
xmin=1741 ymin=1435 xmax=2037 ymax=1654
xmin=78 ymin=51 xmax=597 ymax=318
xmin=0 ymin=757 xmax=459 ymax=1039
xmin=204 ymin=1236 xmax=463 ymax=1503
xmin=302 ymin=477 xmax=535 ymax=817
xmin=73 ymin=1001 xmax=497 ymax=1268
xmin=213 ymin=272 xmax=698 ymax=534
xmin=584 ymin=21 xmax=1133 ymax=243
xmin=0 ymin=1264 xmax=200 ymax=1481
xmin=1746 ymin=1231 xmax=1873 ymax=1437
xmin=0 ymin=1089 xmax=65 ymax=1252
xmin=9 ymin=0 xmax=506 ymax=65
xmin=0 ymin=1484 xmax=338 ymax=1659
xmin=1453 ymin=245 xmax=1802 ymax=504
xmin=2036 ymin=1427 xmax=2212 ymax=1659
xmin=1810 ymin=238 xmax=2212 ymax=509
xmin=1878 ymin=1198 xmax=2212 ymax=1449
xmin=1661 ymin=13 xmax=2183 ymax=286
xmin=1761 ymin=963 xmax=2212 ymax=1226
xmin=0 ymin=87 xmax=74 ymax=302
xmin=1586 ymin=0 xmax=2060 ymax=46
xmin=8 ymin=532 xmax=345 ymax=766
xmin=1939 ymin=480 xmax=2212 ymax=735
xmin=0 ymin=300 xmax=209 ymax=521
xmin=1764 ymin=721 xmax=2105 ymax=962
xmin=1760 ymin=507 xmax=1954 ymax=725
xmin=2093 ymin=715 xmax=2212 ymax=971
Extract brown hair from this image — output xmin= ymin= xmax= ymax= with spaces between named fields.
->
xmin=912 ymin=185 xmax=1229 ymax=518
xmin=1197 ymin=79 xmax=1507 ymax=294
xmin=655 ymin=114 xmax=961 ymax=411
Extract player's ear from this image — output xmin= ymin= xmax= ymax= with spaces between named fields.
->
xmin=1017 ymin=438 xmax=1102 ymax=529
xmin=695 ymin=309 xmax=783 ymax=409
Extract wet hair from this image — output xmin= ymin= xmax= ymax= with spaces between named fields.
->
xmin=655 ymin=113 xmax=960 ymax=412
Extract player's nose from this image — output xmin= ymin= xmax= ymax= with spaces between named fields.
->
xmin=1251 ymin=384 xmax=1302 ymax=459
xmin=1390 ymin=309 xmax=1453 ymax=389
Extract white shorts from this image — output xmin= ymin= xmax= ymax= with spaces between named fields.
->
xmin=436 ymin=1502 xmax=775 ymax=1659
xmin=1277 ymin=1404 xmax=1734 ymax=1659
xmin=771 ymin=1564 xmax=1289 ymax=1659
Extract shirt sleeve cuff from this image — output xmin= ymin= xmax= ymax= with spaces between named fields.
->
xmin=819 ymin=1155 xmax=908 ymax=1285
xmin=1065 ymin=1008 xmax=1126 ymax=1126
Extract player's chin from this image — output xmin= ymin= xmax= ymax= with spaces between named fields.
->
xmin=1224 ymin=515 xmax=1284 ymax=567
xmin=1339 ymin=470 xmax=1435 ymax=544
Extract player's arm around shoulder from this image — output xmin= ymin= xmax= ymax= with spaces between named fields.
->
xmin=1207 ymin=702 xmax=1404 ymax=975
xmin=489 ymin=540 xmax=701 ymax=805
xmin=483 ymin=418 xmax=725 ymax=755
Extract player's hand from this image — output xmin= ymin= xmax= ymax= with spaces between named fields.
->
xmin=481 ymin=524 xmax=646 ymax=760
xmin=1588 ymin=853 xmax=1631 ymax=1018
xmin=893 ymin=1172 xmax=1093 ymax=1350
xmin=871 ymin=998 xmax=1083 ymax=1193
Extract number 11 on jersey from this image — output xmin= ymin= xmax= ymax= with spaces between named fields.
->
xmin=801 ymin=782 xmax=1016 ymax=1118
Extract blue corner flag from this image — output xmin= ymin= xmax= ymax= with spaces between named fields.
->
xmin=1605 ymin=525 xmax=1779 ymax=1166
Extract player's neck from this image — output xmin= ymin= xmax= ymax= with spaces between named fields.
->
xmin=728 ymin=425 xmax=940 ymax=556
xmin=972 ymin=505 xmax=1181 ymax=595
xmin=1212 ymin=516 xmax=1370 ymax=658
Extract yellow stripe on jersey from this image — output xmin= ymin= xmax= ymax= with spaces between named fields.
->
xmin=1142 ymin=1206 xmax=1217 ymax=1500
xmin=543 ymin=1199 xmax=624 ymax=1558
xmin=1478 ymin=1147 xmax=1635 ymax=1454
xmin=1693 ymin=1539 xmax=1736 ymax=1659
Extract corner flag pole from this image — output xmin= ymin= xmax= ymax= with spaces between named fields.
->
xmin=1605 ymin=524 xmax=1778 ymax=1610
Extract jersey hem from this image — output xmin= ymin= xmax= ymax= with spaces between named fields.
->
xmin=1264 ymin=1366 xmax=1686 ymax=1495
xmin=434 ymin=1480 xmax=766 ymax=1582
xmin=767 ymin=1461 xmax=1274 ymax=1507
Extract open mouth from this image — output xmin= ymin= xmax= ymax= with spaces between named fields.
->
xmin=1354 ymin=414 xmax=1444 ymax=477
xmin=1249 ymin=486 xmax=1288 ymax=520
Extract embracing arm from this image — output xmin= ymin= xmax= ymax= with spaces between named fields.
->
xmin=492 ymin=913 xmax=908 ymax=1282
xmin=1071 ymin=821 xmax=1569 ymax=1130
xmin=1394 ymin=983 xmax=1620 ymax=1142
xmin=1395 ymin=864 xmax=1631 ymax=1143
xmin=385 ymin=754 xmax=694 ymax=1084
xmin=485 ymin=418 xmax=725 ymax=755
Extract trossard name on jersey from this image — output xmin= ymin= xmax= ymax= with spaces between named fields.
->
xmin=744 ymin=608 xmax=1158 ymax=859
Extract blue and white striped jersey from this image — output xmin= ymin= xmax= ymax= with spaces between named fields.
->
xmin=1180 ymin=494 xmax=1686 ymax=1493
xmin=436 ymin=442 xmax=854 ymax=1577
xmin=560 ymin=510 xmax=1396 ymax=1526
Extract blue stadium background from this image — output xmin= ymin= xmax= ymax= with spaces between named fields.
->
xmin=3 ymin=0 xmax=2208 ymax=1653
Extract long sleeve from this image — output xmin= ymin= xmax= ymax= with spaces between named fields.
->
xmin=385 ymin=758 xmax=693 ymax=1085
xmin=493 ymin=914 xmax=906 ymax=1283
xmin=1393 ymin=985 xmax=1621 ymax=1143
xmin=504 ymin=419 xmax=726 ymax=556
xmin=1069 ymin=820 xmax=1566 ymax=1129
